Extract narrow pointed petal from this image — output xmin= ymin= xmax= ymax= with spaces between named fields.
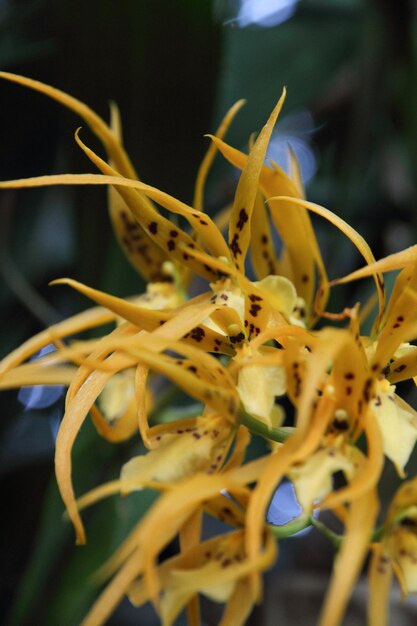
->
xmin=209 ymin=135 xmax=298 ymax=199
xmin=80 ymin=547 xmax=144 ymax=626
xmin=227 ymin=89 xmax=286 ymax=271
xmin=107 ymin=102 xmax=171 ymax=280
xmin=0 ymin=305 xmax=114 ymax=376
xmin=373 ymin=270 xmax=417 ymax=371
xmin=0 ymin=172 xmax=219 ymax=281
xmin=368 ymin=543 xmax=393 ymax=626
xmin=160 ymin=531 xmax=276 ymax=626
xmin=334 ymin=244 xmax=417 ymax=285
xmin=269 ymin=196 xmax=384 ymax=330
xmin=223 ymin=425 xmax=251 ymax=472
xmin=249 ymin=191 xmax=279 ymax=279
xmin=75 ymin=130 xmax=231 ymax=262
xmin=0 ymin=71 xmax=137 ymax=178
xmin=56 ymin=323 xmax=137 ymax=543
xmin=0 ymin=363 xmax=76 ymax=388
xmin=107 ymin=180 xmax=170 ymax=281
xmin=318 ymin=488 xmax=378 ymax=626
xmin=219 ymin=578 xmax=255 ymax=626
xmin=269 ymin=196 xmax=322 ymax=314
xmin=65 ymin=323 xmax=138 ymax=402
xmin=211 ymin=136 xmax=325 ymax=316
xmin=194 ymin=99 xmax=246 ymax=212
xmin=128 ymin=535 xmax=223 ymax=607
xmin=288 ymin=146 xmax=305 ymax=198
xmin=115 ymin=347 xmax=239 ymax=421
xmin=96 ymin=470 xmax=260 ymax=589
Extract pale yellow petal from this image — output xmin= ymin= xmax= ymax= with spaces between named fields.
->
xmin=120 ymin=419 xmax=230 ymax=490
xmin=237 ymin=363 xmax=286 ymax=425
xmin=372 ymin=382 xmax=417 ymax=476
xmin=256 ymin=274 xmax=297 ymax=320
xmin=289 ymin=445 xmax=355 ymax=512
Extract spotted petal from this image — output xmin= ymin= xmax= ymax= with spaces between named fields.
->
xmin=120 ymin=416 xmax=232 ymax=490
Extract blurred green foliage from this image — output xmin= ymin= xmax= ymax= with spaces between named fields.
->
xmin=0 ymin=0 xmax=416 ymax=624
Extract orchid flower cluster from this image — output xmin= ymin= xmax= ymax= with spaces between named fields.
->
xmin=2 ymin=72 xmax=417 ymax=626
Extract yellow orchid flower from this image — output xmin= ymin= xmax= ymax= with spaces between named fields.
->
xmin=368 ymin=476 xmax=417 ymax=626
xmin=2 ymin=70 xmax=417 ymax=626
xmin=334 ymin=258 xmax=417 ymax=476
xmin=76 ymin=463 xmax=270 ymax=626
xmin=125 ymin=528 xmax=275 ymax=626
xmin=157 ymin=530 xmax=276 ymax=626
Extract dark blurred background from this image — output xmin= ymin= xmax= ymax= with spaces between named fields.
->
xmin=0 ymin=1 xmax=416 ymax=624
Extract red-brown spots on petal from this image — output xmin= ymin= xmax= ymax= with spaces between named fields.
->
xmin=148 ymin=221 xmax=158 ymax=235
xmin=236 ymin=208 xmax=249 ymax=231
xmin=249 ymin=304 xmax=262 ymax=317
xmin=190 ymin=327 xmax=205 ymax=342
xmin=230 ymin=234 xmax=242 ymax=258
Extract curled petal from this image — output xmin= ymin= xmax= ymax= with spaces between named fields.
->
xmin=269 ymin=196 xmax=384 ymax=330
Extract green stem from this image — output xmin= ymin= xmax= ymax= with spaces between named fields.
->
xmin=311 ymin=518 xmax=385 ymax=548
xmin=269 ymin=514 xmax=385 ymax=547
xmin=310 ymin=516 xmax=343 ymax=549
xmin=240 ymin=410 xmax=295 ymax=443
xmin=270 ymin=515 xmax=344 ymax=547
xmin=268 ymin=515 xmax=312 ymax=539
xmin=371 ymin=525 xmax=385 ymax=542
